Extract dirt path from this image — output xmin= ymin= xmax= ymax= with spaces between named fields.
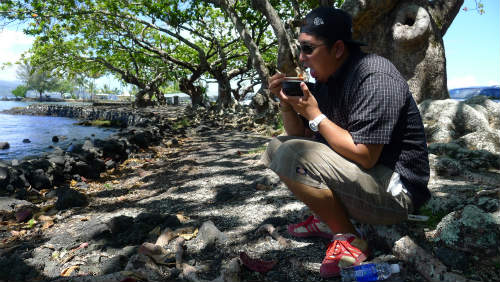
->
xmin=3 ymin=124 xmax=352 ymax=282
xmin=2 ymin=122 xmax=483 ymax=282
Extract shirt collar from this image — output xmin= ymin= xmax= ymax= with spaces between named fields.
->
xmin=326 ymin=50 xmax=363 ymax=84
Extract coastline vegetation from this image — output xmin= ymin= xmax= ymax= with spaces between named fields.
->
xmin=172 ymin=117 xmax=192 ymax=131
xmin=76 ymin=119 xmax=124 ymax=128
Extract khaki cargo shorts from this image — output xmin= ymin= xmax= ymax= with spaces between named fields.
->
xmin=261 ymin=136 xmax=413 ymax=225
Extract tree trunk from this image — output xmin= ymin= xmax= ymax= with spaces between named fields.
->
xmin=179 ymin=77 xmax=208 ymax=108
xmin=209 ymin=0 xmax=276 ymax=116
xmin=342 ymin=0 xmax=464 ymax=103
xmin=135 ymin=89 xmax=149 ymax=107
xmin=214 ymin=76 xmax=233 ymax=108
xmin=251 ymin=0 xmax=300 ymax=76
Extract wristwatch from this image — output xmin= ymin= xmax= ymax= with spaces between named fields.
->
xmin=309 ymin=114 xmax=327 ymax=132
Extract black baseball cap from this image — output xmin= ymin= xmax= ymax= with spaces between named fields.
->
xmin=300 ymin=7 xmax=367 ymax=47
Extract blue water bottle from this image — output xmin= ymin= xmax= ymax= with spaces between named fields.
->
xmin=340 ymin=263 xmax=400 ymax=282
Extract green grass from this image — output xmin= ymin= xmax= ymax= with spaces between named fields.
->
xmin=91 ymin=120 xmax=113 ymax=127
xmin=86 ymin=119 xmax=125 ymax=127
xmin=244 ymin=145 xmax=267 ymax=155
xmin=173 ymin=117 xmax=192 ymax=130
xmin=104 ymin=183 xmax=113 ymax=189
xmin=274 ymin=115 xmax=284 ymax=131
xmin=417 ymin=207 xmax=449 ymax=229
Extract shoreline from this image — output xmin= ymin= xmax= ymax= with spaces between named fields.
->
xmin=0 ymin=104 xmax=192 ymax=198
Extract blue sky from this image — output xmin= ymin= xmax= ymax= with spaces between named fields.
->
xmin=444 ymin=0 xmax=500 ymax=88
xmin=1 ymin=0 xmax=499 ymax=92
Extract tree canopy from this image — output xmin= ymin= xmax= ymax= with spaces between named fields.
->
xmin=16 ymin=61 xmax=59 ymax=100
xmin=1 ymin=0 xmax=287 ymax=107
xmin=1 ymin=0 xmax=466 ymax=109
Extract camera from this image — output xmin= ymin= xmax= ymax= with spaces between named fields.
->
xmin=282 ymin=80 xmax=315 ymax=96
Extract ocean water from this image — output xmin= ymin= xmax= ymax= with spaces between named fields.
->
xmin=0 ymin=101 xmax=117 ymax=160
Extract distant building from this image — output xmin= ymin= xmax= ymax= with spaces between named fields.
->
xmin=117 ymin=90 xmax=133 ymax=101
xmin=26 ymin=90 xmax=62 ymax=99
xmin=164 ymin=92 xmax=191 ymax=105
xmin=95 ymin=93 xmax=119 ymax=100
xmin=62 ymin=93 xmax=73 ymax=99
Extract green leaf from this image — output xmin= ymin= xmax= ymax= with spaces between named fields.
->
xmin=27 ymin=218 xmax=36 ymax=228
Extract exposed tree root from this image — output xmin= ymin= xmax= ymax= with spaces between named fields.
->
xmin=374 ymin=226 xmax=479 ymax=282
xmin=174 ymin=236 xmax=241 ymax=282
xmin=256 ymin=223 xmax=290 ymax=246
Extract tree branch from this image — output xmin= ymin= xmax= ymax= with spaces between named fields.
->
xmin=428 ymin=0 xmax=464 ymax=36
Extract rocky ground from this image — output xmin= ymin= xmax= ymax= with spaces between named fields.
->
xmin=1 ymin=101 xmax=499 ymax=282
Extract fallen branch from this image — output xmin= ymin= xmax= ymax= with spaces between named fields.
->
xmin=175 ymin=235 xmax=240 ymax=282
xmin=155 ymin=226 xmax=196 ymax=247
xmin=137 ymin=242 xmax=169 ymax=264
xmin=374 ymin=226 xmax=479 ymax=282
xmin=175 ymin=237 xmax=185 ymax=270
xmin=256 ymin=224 xmax=290 ymax=246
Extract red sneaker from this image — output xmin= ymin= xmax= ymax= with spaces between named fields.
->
xmin=287 ymin=215 xmax=333 ymax=239
xmin=320 ymin=233 xmax=368 ymax=278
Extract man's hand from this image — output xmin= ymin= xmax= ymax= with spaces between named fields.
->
xmin=268 ymin=73 xmax=286 ymax=97
xmin=284 ymin=82 xmax=322 ymax=120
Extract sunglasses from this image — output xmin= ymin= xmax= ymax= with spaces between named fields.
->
xmin=298 ymin=43 xmax=325 ymax=55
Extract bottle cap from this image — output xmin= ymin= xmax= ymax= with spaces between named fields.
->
xmin=390 ymin=264 xmax=400 ymax=273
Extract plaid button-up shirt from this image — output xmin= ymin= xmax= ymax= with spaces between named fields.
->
xmin=311 ymin=51 xmax=430 ymax=209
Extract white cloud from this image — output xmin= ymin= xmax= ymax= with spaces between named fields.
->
xmin=447 ymin=75 xmax=477 ymax=89
xmin=487 ymin=80 xmax=499 ymax=86
xmin=0 ymin=29 xmax=34 ymax=81
xmin=447 ymin=75 xmax=500 ymax=89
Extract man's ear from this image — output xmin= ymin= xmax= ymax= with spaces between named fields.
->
xmin=332 ymin=40 xmax=345 ymax=59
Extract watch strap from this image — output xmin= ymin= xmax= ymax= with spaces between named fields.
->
xmin=309 ymin=114 xmax=326 ymax=132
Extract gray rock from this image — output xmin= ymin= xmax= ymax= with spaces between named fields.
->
xmin=434 ymin=246 xmax=469 ymax=270
xmin=78 ymin=219 xmax=110 ymax=241
xmin=124 ymin=254 xmax=168 ymax=281
xmin=82 ymin=139 xmax=102 ymax=158
xmin=95 ymin=139 xmax=127 ymax=159
xmin=28 ymin=159 xmax=52 ymax=171
xmin=90 ymin=158 xmax=106 ymax=176
xmin=418 ymin=99 xmax=497 ymax=144
xmin=74 ymin=161 xmax=92 ymax=177
xmin=45 ymin=189 xmax=58 ymax=198
xmin=48 ymin=155 xmax=65 ymax=166
xmin=193 ymin=220 xmax=227 ymax=249
xmin=99 ymin=255 xmax=128 ymax=275
xmin=52 ymin=147 xmax=65 ymax=156
xmin=55 ymin=187 xmax=88 ymax=210
xmin=429 ymin=205 xmax=500 ymax=255
xmin=107 ymin=215 xmax=134 ymax=234
xmin=30 ymin=169 xmax=52 ymax=189
xmin=18 ymin=173 xmax=30 ymax=187
xmin=42 ymin=261 xmax=61 ymax=278
xmin=0 ymin=167 xmax=9 ymax=186
xmin=104 ymin=159 xmax=115 ymax=169
xmin=0 ymin=142 xmax=9 ymax=150
xmin=131 ymin=130 xmax=152 ymax=148
xmin=456 ymin=131 xmax=500 ymax=154
xmin=0 ymin=197 xmax=36 ymax=219
xmin=75 ymin=182 xmax=88 ymax=189
xmin=465 ymin=95 xmax=500 ymax=128
xmin=5 ymin=185 xmax=14 ymax=192
xmin=477 ymin=197 xmax=499 ymax=212
xmin=66 ymin=143 xmax=82 ymax=154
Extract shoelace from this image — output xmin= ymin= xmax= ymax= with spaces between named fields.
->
xmin=295 ymin=215 xmax=315 ymax=227
xmin=326 ymin=239 xmax=359 ymax=259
